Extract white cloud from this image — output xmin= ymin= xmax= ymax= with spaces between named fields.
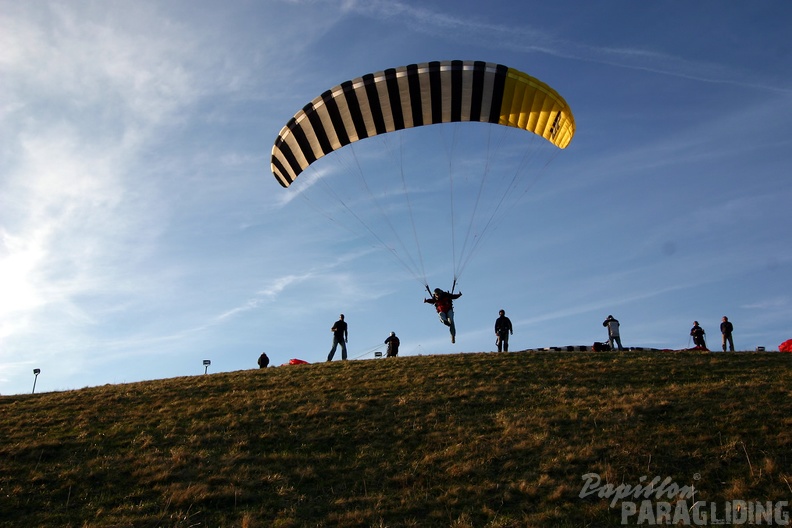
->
xmin=0 ymin=2 xmax=214 ymax=356
xmin=741 ymin=297 xmax=789 ymax=311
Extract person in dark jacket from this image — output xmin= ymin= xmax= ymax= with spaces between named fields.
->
xmin=327 ymin=314 xmax=348 ymax=361
xmin=257 ymin=352 xmax=270 ymax=368
xmin=690 ymin=321 xmax=707 ymax=350
xmin=720 ymin=316 xmax=735 ymax=352
xmin=424 ymin=288 xmax=462 ymax=343
xmin=494 ymin=309 xmax=513 ymax=352
xmin=385 ymin=332 xmax=400 ymax=357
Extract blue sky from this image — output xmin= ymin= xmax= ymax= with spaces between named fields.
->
xmin=2 ymin=1 xmax=791 ymax=395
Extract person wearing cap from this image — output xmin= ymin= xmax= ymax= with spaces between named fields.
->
xmin=602 ymin=315 xmax=624 ymax=351
xmin=424 ymin=287 xmax=462 ymax=343
xmin=327 ymin=314 xmax=348 ymax=361
xmin=494 ymin=309 xmax=513 ymax=352
xmin=384 ymin=331 xmax=400 ymax=357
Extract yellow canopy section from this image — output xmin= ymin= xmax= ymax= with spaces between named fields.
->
xmin=499 ymin=67 xmax=575 ymax=150
xmin=271 ymin=60 xmax=575 ymax=188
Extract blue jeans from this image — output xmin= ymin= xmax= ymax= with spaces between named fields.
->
xmin=439 ymin=309 xmax=456 ymax=337
xmin=609 ymin=335 xmax=623 ymax=351
xmin=328 ymin=337 xmax=347 ymax=361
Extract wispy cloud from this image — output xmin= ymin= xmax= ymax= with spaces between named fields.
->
xmin=741 ymin=297 xmax=789 ymax=311
xmin=343 ymin=1 xmax=791 ymax=94
xmin=0 ymin=3 xmax=223 ymax=362
xmin=213 ymin=272 xmax=317 ymax=322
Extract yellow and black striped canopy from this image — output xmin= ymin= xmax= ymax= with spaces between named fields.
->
xmin=271 ymin=60 xmax=575 ymax=188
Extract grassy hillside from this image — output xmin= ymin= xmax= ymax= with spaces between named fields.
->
xmin=1 ymin=351 xmax=790 ymax=527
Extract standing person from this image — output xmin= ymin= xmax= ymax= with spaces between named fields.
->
xmin=602 ymin=315 xmax=624 ymax=351
xmin=257 ymin=352 xmax=270 ymax=368
xmin=690 ymin=321 xmax=707 ymax=350
xmin=424 ymin=288 xmax=462 ymax=343
xmin=384 ymin=332 xmax=400 ymax=357
xmin=494 ymin=309 xmax=513 ymax=352
xmin=327 ymin=314 xmax=348 ymax=361
xmin=720 ymin=316 xmax=735 ymax=352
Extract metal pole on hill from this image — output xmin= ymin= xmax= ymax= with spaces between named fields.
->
xmin=32 ymin=368 xmax=40 ymax=394
xmin=203 ymin=360 xmax=211 ymax=374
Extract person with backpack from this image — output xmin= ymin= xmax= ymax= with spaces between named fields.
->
xmin=385 ymin=332 xmax=400 ymax=357
xmin=602 ymin=315 xmax=624 ymax=351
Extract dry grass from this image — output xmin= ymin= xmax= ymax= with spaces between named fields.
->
xmin=1 ymin=351 xmax=790 ymax=527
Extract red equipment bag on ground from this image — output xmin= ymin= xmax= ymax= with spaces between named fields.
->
xmin=288 ymin=358 xmax=309 ymax=365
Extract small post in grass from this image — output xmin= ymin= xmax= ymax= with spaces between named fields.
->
xmin=203 ymin=359 xmax=211 ymax=374
xmin=32 ymin=368 xmax=40 ymax=394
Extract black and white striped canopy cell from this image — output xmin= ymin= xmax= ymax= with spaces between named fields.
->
xmin=270 ymin=60 xmax=576 ymax=188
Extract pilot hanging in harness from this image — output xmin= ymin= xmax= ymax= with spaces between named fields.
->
xmin=424 ymin=287 xmax=462 ymax=343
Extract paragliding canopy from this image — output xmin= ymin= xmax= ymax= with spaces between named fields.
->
xmin=269 ymin=60 xmax=575 ymax=289
xmin=271 ymin=60 xmax=575 ymax=187
xmin=779 ymin=339 xmax=792 ymax=353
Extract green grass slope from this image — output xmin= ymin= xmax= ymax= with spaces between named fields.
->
xmin=1 ymin=351 xmax=790 ymax=527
